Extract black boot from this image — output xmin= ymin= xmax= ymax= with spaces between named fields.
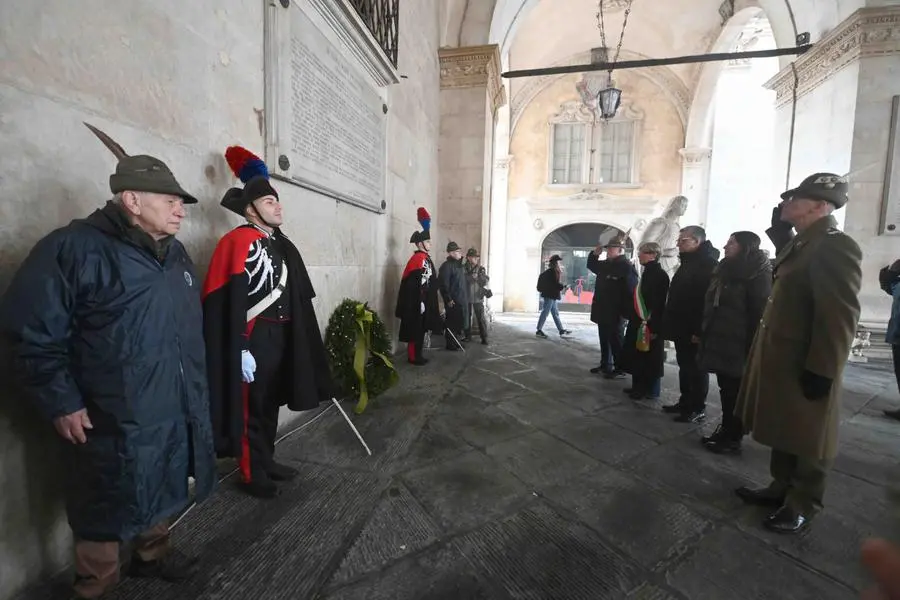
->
xmin=129 ymin=549 xmax=200 ymax=582
xmin=238 ymin=478 xmax=278 ymax=499
xmin=735 ymin=486 xmax=785 ymax=507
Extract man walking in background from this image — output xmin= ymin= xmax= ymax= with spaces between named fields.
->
xmin=536 ymin=255 xmax=572 ymax=339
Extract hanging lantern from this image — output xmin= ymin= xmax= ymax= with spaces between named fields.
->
xmin=597 ymin=84 xmax=622 ymax=120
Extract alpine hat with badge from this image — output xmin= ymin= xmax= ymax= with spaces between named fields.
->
xmin=780 ymin=172 xmax=849 ymax=208
xmin=0 ymin=122 xmax=215 ymax=598
xmin=202 ymin=145 xmax=333 ymax=499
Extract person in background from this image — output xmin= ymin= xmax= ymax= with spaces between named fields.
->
xmin=734 ymin=173 xmax=862 ymax=534
xmin=621 ymin=242 xmax=670 ymax=400
xmin=438 ymin=241 xmax=469 ymax=350
xmin=587 ymin=232 xmax=638 ymax=379
xmin=662 ymin=225 xmax=720 ymax=423
xmin=879 ymin=259 xmax=900 ymax=420
xmin=697 ymin=231 xmax=772 ymax=454
xmin=0 ymin=126 xmax=215 ymax=599
xmin=463 ymin=247 xmax=491 ymax=345
xmin=536 ymin=254 xmax=572 ymax=339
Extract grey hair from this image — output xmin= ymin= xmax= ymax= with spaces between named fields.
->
xmin=680 ymin=225 xmax=707 ymax=242
xmin=639 ymin=242 xmax=661 ymax=257
xmin=111 ymin=192 xmax=125 ymax=205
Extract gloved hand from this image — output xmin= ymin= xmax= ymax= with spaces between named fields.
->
xmin=771 ymin=205 xmax=790 ymax=229
xmin=241 ymin=350 xmax=257 ymax=383
xmin=420 ymin=302 xmax=425 ymax=315
xmin=800 ymin=370 xmax=832 ymax=401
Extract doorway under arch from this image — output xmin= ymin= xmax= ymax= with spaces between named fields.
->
xmin=540 ymin=222 xmax=634 ymax=313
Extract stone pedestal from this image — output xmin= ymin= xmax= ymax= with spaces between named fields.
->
xmin=438 ymin=45 xmax=505 ymax=255
xmin=679 ymin=146 xmax=712 ymax=228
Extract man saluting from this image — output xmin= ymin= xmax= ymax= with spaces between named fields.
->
xmin=203 ymin=146 xmax=333 ymax=499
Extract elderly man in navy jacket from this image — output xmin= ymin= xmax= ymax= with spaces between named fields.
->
xmin=0 ymin=131 xmax=216 ymax=599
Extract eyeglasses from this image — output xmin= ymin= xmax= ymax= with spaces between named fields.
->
xmin=676 ymin=237 xmax=695 ymax=244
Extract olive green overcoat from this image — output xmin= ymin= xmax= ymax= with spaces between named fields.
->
xmin=736 ymin=215 xmax=862 ymax=460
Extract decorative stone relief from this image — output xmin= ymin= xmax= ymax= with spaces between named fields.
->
xmin=510 ymin=49 xmax=690 ymax=133
xmin=439 ymin=44 xmax=506 ymax=114
xmin=679 ymin=147 xmax=712 ymax=165
xmin=718 ymin=0 xmax=735 ymax=25
xmin=765 ymin=6 xmax=900 ymax=108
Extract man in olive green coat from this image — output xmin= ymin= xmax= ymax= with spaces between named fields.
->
xmin=734 ymin=173 xmax=862 ymax=534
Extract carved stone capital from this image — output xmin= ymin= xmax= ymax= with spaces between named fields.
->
xmin=439 ymin=44 xmax=506 ymax=114
xmin=765 ymin=6 xmax=900 ymax=107
xmin=679 ymin=147 xmax=712 ymax=166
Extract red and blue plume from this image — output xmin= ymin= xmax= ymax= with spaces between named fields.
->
xmin=225 ymin=145 xmax=269 ymax=184
xmin=417 ymin=207 xmax=431 ymax=232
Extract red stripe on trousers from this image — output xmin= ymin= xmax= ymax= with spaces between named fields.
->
xmin=239 ymin=382 xmax=252 ymax=482
xmin=407 ymin=342 xmax=416 ymax=362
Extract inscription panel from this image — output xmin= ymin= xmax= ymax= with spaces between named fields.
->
xmin=267 ymin=1 xmax=387 ymax=213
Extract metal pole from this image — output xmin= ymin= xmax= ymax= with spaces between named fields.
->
xmin=501 ymin=45 xmax=812 ymax=79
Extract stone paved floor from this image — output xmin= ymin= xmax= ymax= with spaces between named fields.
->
xmin=22 ymin=315 xmax=900 ymax=599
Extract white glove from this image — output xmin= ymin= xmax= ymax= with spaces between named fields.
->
xmin=420 ymin=302 xmax=425 ymax=315
xmin=241 ymin=350 xmax=257 ymax=383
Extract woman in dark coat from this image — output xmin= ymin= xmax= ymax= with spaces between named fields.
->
xmin=697 ymin=231 xmax=772 ymax=453
xmin=622 ymin=242 xmax=670 ymax=399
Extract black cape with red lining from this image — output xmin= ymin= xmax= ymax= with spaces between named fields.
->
xmin=202 ymin=224 xmax=332 ymax=458
xmin=395 ymin=250 xmax=443 ymax=342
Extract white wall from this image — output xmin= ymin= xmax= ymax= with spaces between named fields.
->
xmin=0 ymin=1 xmax=441 ymax=597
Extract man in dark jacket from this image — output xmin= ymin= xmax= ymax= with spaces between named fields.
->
xmin=0 ymin=127 xmax=215 ymax=599
xmin=536 ymin=255 xmax=572 ymax=338
xmin=438 ymin=241 xmax=469 ymax=350
xmin=663 ymin=225 xmax=720 ymax=423
xmin=203 ymin=146 xmax=333 ymax=499
xmin=587 ymin=233 xmax=638 ymax=378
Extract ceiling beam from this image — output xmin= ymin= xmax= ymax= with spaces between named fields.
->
xmin=501 ymin=44 xmax=812 ymax=79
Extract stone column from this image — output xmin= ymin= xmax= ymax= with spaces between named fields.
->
xmin=764 ymin=6 xmax=900 ymax=328
xmin=438 ymin=45 xmax=505 ymax=254
xmin=679 ymin=146 xmax=712 ymax=228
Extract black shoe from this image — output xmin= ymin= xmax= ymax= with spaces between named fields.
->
xmin=604 ymin=370 xmax=626 ymax=380
xmin=267 ymin=462 xmax=299 ymax=482
xmin=705 ymin=437 xmax=741 ymax=454
xmin=662 ymin=403 xmax=684 ymax=414
xmin=536 ymin=330 xmax=548 ymax=339
xmin=735 ymin=486 xmax=785 ymax=507
xmin=623 ymin=387 xmax=633 ymax=395
xmin=560 ymin=329 xmax=572 ymax=336
xmin=763 ymin=505 xmax=809 ymax=534
xmin=445 ymin=344 xmax=460 ymax=351
xmin=129 ymin=549 xmax=199 ymax=582
xmin=884 ymin=409 xmax=900 ymax=421
xmin=701 ymin=424 xmax=725 ymax=445
xmin=590 ymin=366 xmax=606 ymax=374
xmin=238 ymin=478 xmax=278 ymax=499
xmin=481 ymin=339 xmax=488 ymax=345
xmin=674 ymin=411 xmax=705 ymax=423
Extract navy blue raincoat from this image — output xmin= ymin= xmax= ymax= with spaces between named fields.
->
xmin=0 ymin=203 xmax=216 ymax=541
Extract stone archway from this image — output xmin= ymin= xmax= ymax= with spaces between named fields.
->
xmin=540 ymin=222 xmax=634 ymax=313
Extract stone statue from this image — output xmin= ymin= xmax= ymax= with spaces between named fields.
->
xmin=639 ymin=195 xmax=689 ymax=279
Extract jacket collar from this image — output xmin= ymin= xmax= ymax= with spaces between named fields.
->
xmin=773 ymin=215 xmax=837 ymax=271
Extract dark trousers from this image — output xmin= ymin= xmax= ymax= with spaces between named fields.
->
xmin=893 ymin=344 xmax=900 ymax=394
xmin=674 ymin=338 xmax=709 ymax=412
xmin=466 ymin=302 xmax=488 ymax=341
xmin=240 ymin=319 xmax=289 ymax=484
xmin=716 ymin=373 xmax=743 ymax=439
xmin=767 ymin=449 xmax=833 ymax=515
xmin=597 ymin=319 xmax=626 ymax=371
xmin=445 ymin=304 xmax=464 ymax=348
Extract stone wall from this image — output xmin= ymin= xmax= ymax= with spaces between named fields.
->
xmin=0 ymin=0 xmax=441 ymax=597
xmin=503 ymin=70 xmax=685 ymax=312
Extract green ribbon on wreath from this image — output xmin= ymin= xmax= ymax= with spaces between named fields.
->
xmin=352 ymin=302 xmax=398 ymax=414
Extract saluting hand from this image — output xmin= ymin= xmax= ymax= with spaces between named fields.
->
xmin=53 ymin=408 xmax=93 ymax=444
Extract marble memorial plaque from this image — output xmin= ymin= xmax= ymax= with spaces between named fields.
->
xmin=265 ymin=0 xmax=388 ymax=213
